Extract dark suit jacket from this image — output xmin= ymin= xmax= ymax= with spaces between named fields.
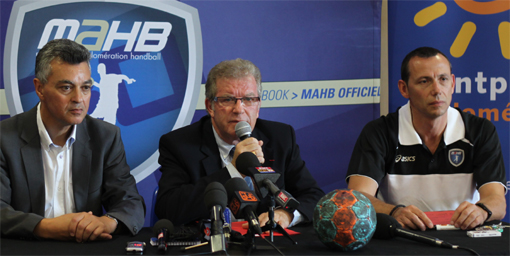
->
xmin=155 ymin=115 xmax=324 ymax=226
xmin=0 ymin=106 xmax=145 ymax=239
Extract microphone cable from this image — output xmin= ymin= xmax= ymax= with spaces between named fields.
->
xmin=457 ymin=245 xmax=480 ymax=256
xmin=244 ymin=234 xmax=284 ymax=256
xmin=375 ymin=213 xmax=482 ymax=256
xmin=260 ymin=236 xmax=285 ymax=256
xmin=433 ymin=240 xmax=480 ymax=255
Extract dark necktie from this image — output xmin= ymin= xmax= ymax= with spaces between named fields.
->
xmin=230 ymin=146 xmax=255 ymax=190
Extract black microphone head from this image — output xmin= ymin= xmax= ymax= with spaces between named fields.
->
xmin=153 ymin=219 xmax=174 ymax=235
xmin=224 ymin=177 xmax=252 ymax=200
xmin=224 ymin=178 xmax=261 ymax=229
xmin=236 ymin=152 xmax=261 ymax=176
xmin=204 ymin=182 xmax=228 ymax=209
xmin=235 ymin=121 xmax=251 ymax=140
xmin=373 ymin=213 xmax=401 ymax=239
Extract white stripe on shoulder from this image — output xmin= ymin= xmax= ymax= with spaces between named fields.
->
xmin=444 ymin=107 xmax=466 ymax=145
xmin=398 ymin=102 xmax=422 ymax=146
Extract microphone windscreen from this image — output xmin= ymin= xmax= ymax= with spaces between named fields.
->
xmin=204 ymin=182 xmax=228 ymax=209
xmin=224 ymin=177 xmax=251 ymax=200
xmin=235 ymin=121 xmax=251 ymax=139
xmin=153 ymin=219 xmax=174 ymax=235
xmin=373 ymin=213 xmax=401 ymax=239
xmin=236 ymin=152 xmax=261 ymax=176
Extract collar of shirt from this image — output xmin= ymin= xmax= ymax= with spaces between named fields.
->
xmin=36 ymin=103 xmax=77 ymax=150
xmin=211 ymin=124 xmax=243 ymax=179
xmin=211 ymin=124 xmax=236 ymax=165
xmin=398 ymin=101 xmax=466 ymax=146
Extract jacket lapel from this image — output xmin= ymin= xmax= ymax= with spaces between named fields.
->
xmin=19 ymin=107 xmax=46 ymax=215
xmin=252 ymin=124 xmax=274 ymax=168
xmin=72 ymin=117 xmax=91 ymax=212
xmin=200 ymin=117 xmax=223 ymax=176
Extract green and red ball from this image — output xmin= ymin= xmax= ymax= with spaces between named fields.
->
xmin=313 ymin=189 xmax=377 ymax=251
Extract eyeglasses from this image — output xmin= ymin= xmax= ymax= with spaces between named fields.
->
xmin=213 ymin=96 xmax=261 ymax=107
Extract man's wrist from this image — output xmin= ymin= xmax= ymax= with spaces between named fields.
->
xmin=33 ymin=218 xmax=50 ymax=239
xmin=104 ymin=214 xmax=119 ymax=233
xmin=389 ymin=204 xmax=406 ymax=217
xmin=475 ymin=203 xmax=492 ymax=222
xmin=279 ymin=207 xmax=294 ymax=220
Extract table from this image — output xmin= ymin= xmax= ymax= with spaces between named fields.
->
xmin=1 ymin=223 xmax=509 ymax=255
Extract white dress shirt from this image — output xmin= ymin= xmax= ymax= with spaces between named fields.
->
xmin=37 ymin=103 xmax=76 ymax=218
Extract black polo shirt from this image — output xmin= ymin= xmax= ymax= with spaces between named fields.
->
xmin=346 ymin=103 xmax=506 ymax=211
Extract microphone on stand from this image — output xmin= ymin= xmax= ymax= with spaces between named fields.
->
xmin=152 ymin=219 xmax=174 ymax=253
xmin=204 ymin=182 xmax=228 ymax=253
xmin=374 ymin=213 xmax=458 ymax=249
xmin=235 ymin=151 xmax=279 ymax=199
xmin=224 ymin=177 xmax=263 ymax=235
xmin=236 ymin=152 xmax=300 ymax=212
xmin=262 ymin=179 xmax=300 ymax=212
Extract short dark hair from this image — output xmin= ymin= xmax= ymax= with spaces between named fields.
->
xmin=35 ymin=39 xmax=91 ymax=84
xmin=400 ymin=47 xmax=452 ymax=84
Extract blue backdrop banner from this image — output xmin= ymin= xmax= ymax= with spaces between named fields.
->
xmin=1 ymin=0 xmax=382 ymax=227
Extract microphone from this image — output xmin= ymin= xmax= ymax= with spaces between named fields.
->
xmin=236 ymin=152 xmax=279 ymax=198
xmin=261 ymin=179 xmax=300 ymax=212
xmin=235 ymin=121 xmax=252 ymax=140
xmin=224 ymin=177 xmax=263 ymax=235
xmin=204 ymin=182 xmax=228 ymax=253
xmin=236 ymin=152 xmax=300 ymax=212
xmin=152 ymin=219 xmax=174 ymax=252
xmin=374 ymin=213 xmax=457 ymax=249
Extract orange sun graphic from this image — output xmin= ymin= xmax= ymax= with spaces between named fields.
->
xmin=414 ymin=0 xmax=510 ymax=59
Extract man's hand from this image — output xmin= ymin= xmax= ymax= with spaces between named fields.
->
xmin=392 ymin=205 xmax=434 ymax=231
xmin=347 ymin=176 xmax=433 ymax=231
xmin=33 ymin=212 xmax=115 ymax=242
xmin=241 ymin=209 xmax=293 ymax=230
xmin=450 ymin=201 xmax=486 ymax=230
xmin=70 ymin=212 xmax=118 ymax=242
xmin=232 ymin=138 xmax=264 ymax=168
xmin=258 ymin=209 xmax=294 ymax=229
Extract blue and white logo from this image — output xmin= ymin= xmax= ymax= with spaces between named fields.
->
xmin=4 ymin=0 xmax=203 ymax=182
xmin=449 ymin=149 xmax=465 ymax=167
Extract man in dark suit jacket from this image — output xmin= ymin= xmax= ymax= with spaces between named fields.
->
xmin=0 ymin=39 xmax=145 ymax=242
xmin=156 ymin=58 xmax=324 ymax=228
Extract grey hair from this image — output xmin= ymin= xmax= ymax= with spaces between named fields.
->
xmin=205 ymin=58 xmax=262 ymax=102
xmin=35 ymin=39 xmax=91 ymax=84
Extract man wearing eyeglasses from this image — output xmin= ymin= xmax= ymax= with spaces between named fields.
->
xmin=155 ymin=58 xmax=324 ymax=228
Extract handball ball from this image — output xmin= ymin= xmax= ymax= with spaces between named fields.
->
xmin=313 ymin=189 xmax=376 ymax=251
